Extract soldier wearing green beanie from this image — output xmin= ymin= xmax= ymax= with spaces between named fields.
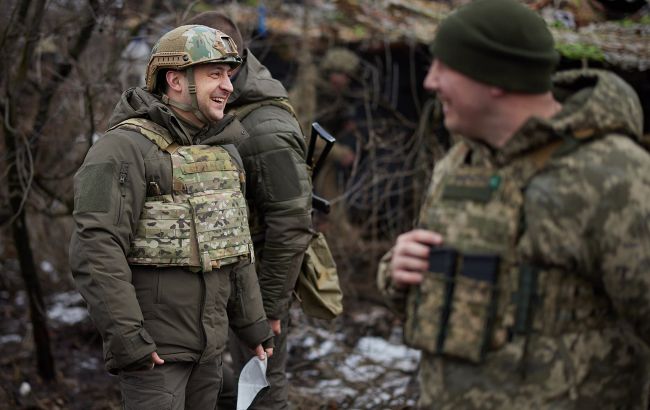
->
xmin=378 ymin=0 xmax=650 ymax=408
xmin=432 ymin=0 xmax=559 ymax=93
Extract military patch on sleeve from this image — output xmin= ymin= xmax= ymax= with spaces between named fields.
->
xmin=75 ymin=163 xmax=115 ymax=213
xmin=262 ymin=150 xmax=302 ymax=201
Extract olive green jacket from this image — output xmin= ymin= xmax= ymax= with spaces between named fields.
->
xmin=228 ymin=51 xmax=313 ymax=319
xmin=379 ymin=69 xmax=650 ymax=409
xmin=69 ymin=87 xmax=272 ymax=374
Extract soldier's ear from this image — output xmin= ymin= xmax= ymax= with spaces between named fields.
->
xmin=165 ymin=70 xmax=185 ymax=93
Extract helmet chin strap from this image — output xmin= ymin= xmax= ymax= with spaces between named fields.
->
xmin=162 ymin=67 xmax=210 ymax=126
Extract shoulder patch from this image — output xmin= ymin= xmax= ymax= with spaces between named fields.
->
xmin=261 ymin=150 xmax=302 ymax=201
xmin=75 ymin=163 xmax=115 ymax=213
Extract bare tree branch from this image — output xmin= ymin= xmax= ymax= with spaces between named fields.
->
xmin=31 ymin=0 xmax=100 ymax=160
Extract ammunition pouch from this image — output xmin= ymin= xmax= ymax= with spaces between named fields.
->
xmin=405 ymin=248 xmax=499 ymax=363
xmin=296 ymin=232 xmax=343 ymax=320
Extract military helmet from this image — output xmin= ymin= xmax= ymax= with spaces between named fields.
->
xmin=146 ymin=24 xmax=241 ymax=92
xmin=320 ymin=47 xmax=360 ymax=77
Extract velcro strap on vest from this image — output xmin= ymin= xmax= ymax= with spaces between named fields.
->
xmin=109 ymin=118 xmax=176 ymax=151
xmin=165 ymin=142 xmax=180 ymax=155
xmin=513 ymin=263 xmax=539 ymax=335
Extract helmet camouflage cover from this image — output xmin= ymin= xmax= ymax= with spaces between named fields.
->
xmin=320 ymin=47 xmax=360 ymax=76
xmin=146 ymin=24 xmax=242 ymax=92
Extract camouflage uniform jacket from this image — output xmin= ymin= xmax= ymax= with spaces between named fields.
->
xmin=227 ymin=50 xmax=313 ymax=319
xmin=69 ymin=87 xmax=272 ymax=374
xmin=378 ymin=69 xmax=650 ymax=409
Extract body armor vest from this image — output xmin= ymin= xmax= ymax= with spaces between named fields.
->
xmin=405 ymin=140 xmax=611 ymax=362
xmin=113 ymin=118 xmax=253 ymax=272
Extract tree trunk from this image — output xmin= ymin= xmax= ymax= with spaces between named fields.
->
xmin=3 ymin=106 xmax=56 ymax=382
xmin=12 ymin=209 xmax=56 ymax=382
xmin=0 ymin=0 xmax=100 ymax=383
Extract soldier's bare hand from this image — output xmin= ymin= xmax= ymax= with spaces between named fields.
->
xmin=390 ymin=229 xmax=443 ymax=288
xmin=254 ymin=344 xmax=273 ymax=360
xmin=269 ymin=319 xmax=281 ymax=335
xmin=150 ymin=351 xmax=164 ymax=369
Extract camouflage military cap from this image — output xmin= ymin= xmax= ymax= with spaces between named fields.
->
xmin=146 ymin=24 xmax=242 ymax=92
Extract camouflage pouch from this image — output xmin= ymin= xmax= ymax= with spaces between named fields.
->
xmin=296 ymin=232 xmax=343 ymax=320
xmin=442 ymin=253 xmax=499 ymax=363
xmin=404 ymin=248 xmax=457 ymax=353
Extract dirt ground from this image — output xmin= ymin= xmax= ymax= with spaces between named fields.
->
xmin=0 ymin=270 xmax=417 ymax=410
xmin=0 ymin=286 xmax=120 ymax=410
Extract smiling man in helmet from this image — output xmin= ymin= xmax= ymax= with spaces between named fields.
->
xmin=70 ymin=25 xmax=273 ymax=409
xmin=146 ymin=25 xmax=240 ymax=125
xmin=185 ymin=12 xmax=314 ymax=410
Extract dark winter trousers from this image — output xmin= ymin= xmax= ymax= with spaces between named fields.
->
xmin=119 ymin=356 xmax=223 ymax=410
xmin=221 ymin=312 xmax=290 ymax=410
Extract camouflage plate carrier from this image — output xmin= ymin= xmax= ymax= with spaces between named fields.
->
xmin=405 ymin=139 xmax=611 ymax=363
xmin=112 ymin=118 xmax=254 ymax=272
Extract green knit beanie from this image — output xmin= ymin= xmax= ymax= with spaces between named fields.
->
xmin=432 ymin=0 xmax=559 ymax=93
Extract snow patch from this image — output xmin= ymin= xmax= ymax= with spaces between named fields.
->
xmin=47 ymin=291 xmax=88 ymax=325
xmin=19 ymin=382 xmax=31 ymax=396
xmin=40 ymin=261 xmax=54 ymax=273
xmin=356 ymin=336 xmax=420 ymax=371
xmin=79 ymin=357 xmax=100 ymax=370
xmin=0 ymin=334 xmax=22 ymax=345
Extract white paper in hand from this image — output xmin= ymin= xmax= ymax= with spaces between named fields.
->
xmin=236 ymin=355 xmax=269 ymax=410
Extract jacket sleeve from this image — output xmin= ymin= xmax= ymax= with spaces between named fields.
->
xmin=240 ymin=107 xmax=313 ymax=319
xmin=592 ymin=143 xmax=650 ymax=345
xmin=69 ymin=132 xmax=155 ymax=372
xmin=598 ymin=197 xmax=650 ymax=345
xmin=228 ymin=260 xmax=274 ymax=349
xmin=376 ymin=249 xmax=408 ymax=314
xmin=524 ymin=136 xmax=650 ymax=346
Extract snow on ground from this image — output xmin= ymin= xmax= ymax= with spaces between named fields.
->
xmin=47 ymin=291 xmax=88 ymax=325
xmin=288 ymin=305 xmax=420 ymax=408
xmin=330 ymin=335 xmax=419 ymax=408
xmin=355 ymin=336 xmax=420 ymax=372
xmin=0 ymin=334 xmax=22 ymax=345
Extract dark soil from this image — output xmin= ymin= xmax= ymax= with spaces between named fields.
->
xmin=0 ymin=277 xmax=416 ymax=410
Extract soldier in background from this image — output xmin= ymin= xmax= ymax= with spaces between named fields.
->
xmin=311 ymin=47 xmax=362 ymax=203
xmin=378 ymin=0 xmax=650 ymax=408
xmin=69 ymin=25 xmax=273 ymax=409
xmin=186 ymin=12 xmax=313 ymax=410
